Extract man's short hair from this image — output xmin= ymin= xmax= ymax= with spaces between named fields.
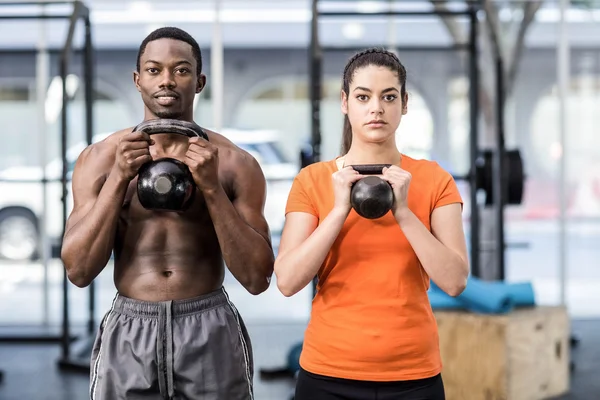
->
xmin=136 ymin=27 xmax=202 ymax=76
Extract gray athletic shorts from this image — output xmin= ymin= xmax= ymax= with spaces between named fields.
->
xmin=89 ymin=287 xmax=254 ymax=400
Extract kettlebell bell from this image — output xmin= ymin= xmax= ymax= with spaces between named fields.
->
xmin=133 ymin=119 xmax=209 ymax=212
xmin=350 ymin=164 xmax=394 ymax=219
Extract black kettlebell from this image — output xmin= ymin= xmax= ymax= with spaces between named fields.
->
xmin=350 ymin=164 xmax=394 ymax=219
xmin=133 ymin=119 xmax=209 ymax=212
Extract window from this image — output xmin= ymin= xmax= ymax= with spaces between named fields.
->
xmin=395 ymin=90 xmax=434 ymax=160
xmin=447 ymin=77 xmax=470 ymax=175
xmin=0 ymin=87 xmax=30 ymax=101
xmin=239 ymin=142 xmax=287 ymax=165
xmin=530 ymin=72 xmax=600 ymax=217
xmin=0 ymin=85 xmax=37 ymax=170
xmin=68 ymin=159 xmax=77 ymax=174
xmin=193 ymin=83 xmax=213 ymax=128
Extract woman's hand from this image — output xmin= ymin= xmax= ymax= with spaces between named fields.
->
xmin=332 ymin=166 xmax=363 ymax=214
xmin=382 ymin=165 xmax=412 ymax=217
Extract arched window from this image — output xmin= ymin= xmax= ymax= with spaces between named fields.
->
xmin=531 ymin=78 xmax=599 ymax=178
xmin=530 ymin=72 xmax=600 ymax=216
xmin=396 ymin=89 xmax=434 ymax=160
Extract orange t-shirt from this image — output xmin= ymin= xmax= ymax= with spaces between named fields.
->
xmin=284 ymin=154 xmax=463 ymax=382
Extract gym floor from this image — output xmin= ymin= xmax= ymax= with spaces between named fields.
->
xmin=0 ymin=319 xmax=599 ymax=399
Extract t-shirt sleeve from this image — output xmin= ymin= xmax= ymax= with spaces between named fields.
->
xmin=433 ymin=163 xmax=463 ymax=210
xmin=285 ymin=170 xmax=318 ymax=217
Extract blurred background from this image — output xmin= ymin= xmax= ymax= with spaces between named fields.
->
xmin=0 ymin=0 xmax=598 ymax=399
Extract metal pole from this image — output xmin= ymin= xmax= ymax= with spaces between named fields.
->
xmin=322 ymin=45 xmax=470 ymax=52
xmin=469 ymin=8 xmax=481 ymax=277
xmin=36 ymin=0 xmax=51 ymax=327
xmin=309 ymin=0 xmax=322 ymax=164
xmin=386 ymin=0 xmax=396 ymax=52
xmin=494 ymin=56 xmax=506 ymax=280
xmin=84 ymin=15 xmax=95 ymax=335
xmin=59 ymin=0 xmax=82 ymax=361
xmin=318 ymin=10 xmax=472 ymax=17
xmin=309 ymin=0 xmax=321 ymax=296
xmin=0 ymin=15 xmax=70 ymax=20
xmin=211 ymin=0 xmax=223 ymax=131
xmin=0 ymin=1 xmax=75 ymax=6
xmin=60 ymin=53 xmax=70 ymax=360
xmin=558 ymin=0 xmax=570 ymax=306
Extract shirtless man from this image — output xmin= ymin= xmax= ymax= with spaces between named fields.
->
xmin=61 ymin=27 xmax=274 ymax=400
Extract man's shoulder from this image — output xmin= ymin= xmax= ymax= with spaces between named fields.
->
xmin=204 ymin=128 xmax=257 ymax=166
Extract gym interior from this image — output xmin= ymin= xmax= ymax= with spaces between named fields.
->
xmin=0 ymin=1 xmax=599 ymax=399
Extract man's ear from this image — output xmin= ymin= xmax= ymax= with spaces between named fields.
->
xmin=196 ymin=74 xmax=206 ymax=94
xmin=133 ymin=71 xmax=141 ymax=92
xmin=341 ymin=90 xmax=348 ymax=115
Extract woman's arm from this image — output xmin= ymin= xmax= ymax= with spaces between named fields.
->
xmin=382 ymin=165 xmax=469 ymax=297
xmin=275 ymin=165 xmax=362 ymax=297
xmin=395 ymin=203 xmax=469 ymax=296
xmin=274 ymin=208 xmax=349 ymax=297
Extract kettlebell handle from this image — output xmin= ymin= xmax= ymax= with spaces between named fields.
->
xmin=132 ymin=119 xmax=209 ymax=141
xmin=351 ymin=164 xmax=391 ymax=175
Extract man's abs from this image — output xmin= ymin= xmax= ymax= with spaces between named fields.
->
xmin=114 ymin=257 xmax=224 ymax=302
xmin=113 ymin=188 xmax=226 ymax=302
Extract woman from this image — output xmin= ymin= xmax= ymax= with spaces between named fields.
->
xmin=274 ymin=47 xmax=469 ymax=399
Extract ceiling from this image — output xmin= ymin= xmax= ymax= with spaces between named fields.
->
xmin=0 ymin=0 xmax=598 ymax=50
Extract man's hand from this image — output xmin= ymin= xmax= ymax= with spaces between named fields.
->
xmin=112 ymin=131 xmax=154 ymax=181
xmin=184 ymin=137 xmax=220 ymax=193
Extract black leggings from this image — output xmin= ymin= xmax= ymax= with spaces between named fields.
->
xmin=294 ymin=368 xmax=445 ymax=400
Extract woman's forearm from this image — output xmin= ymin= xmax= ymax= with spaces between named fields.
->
xmin=395 ymin=208 xmax=468 ymax=296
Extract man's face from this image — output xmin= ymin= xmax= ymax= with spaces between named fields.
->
xmin=134 ymin=38 xmax=205 ymax=119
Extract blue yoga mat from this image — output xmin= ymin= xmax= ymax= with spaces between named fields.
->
xmin=489 ymin=281 xmax=536 ymax=307
xmin=428 ymin=290 xmax=463 ymax=310
xmin=463 ymin=276 xmax=515 ymax=313
xmin=428 ymin=278 xmax=536 ymax=314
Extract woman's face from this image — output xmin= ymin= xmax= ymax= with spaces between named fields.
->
xmin=341 ymin=64 xmax=407 ymax=147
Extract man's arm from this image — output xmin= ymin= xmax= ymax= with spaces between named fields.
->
xmin=61 ymin=129 xmax=152 ymax=287
xmin=202 ymin=152 xmax=274 ymax=295
xmin=60 ymin=142 xmax=127 ymax=287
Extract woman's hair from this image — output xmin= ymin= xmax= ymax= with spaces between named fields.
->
xmin=341 ymin=48 xmax=407 ymax=154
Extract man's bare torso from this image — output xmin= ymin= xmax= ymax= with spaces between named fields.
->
xmin=91 ymin=127 xmax=244 ymax=301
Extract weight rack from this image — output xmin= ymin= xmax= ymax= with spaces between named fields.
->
xmin=306 ymin=0 xmax=490 ymax=277
xmin=0 ymin=0 xmax=96 ymax=372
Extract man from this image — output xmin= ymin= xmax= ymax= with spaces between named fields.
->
xmin=61 ymin=27 xmax=274 ymax=400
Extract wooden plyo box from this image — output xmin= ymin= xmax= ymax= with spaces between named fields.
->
xmin=434 ymin=306 xmax=570 ymax=400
